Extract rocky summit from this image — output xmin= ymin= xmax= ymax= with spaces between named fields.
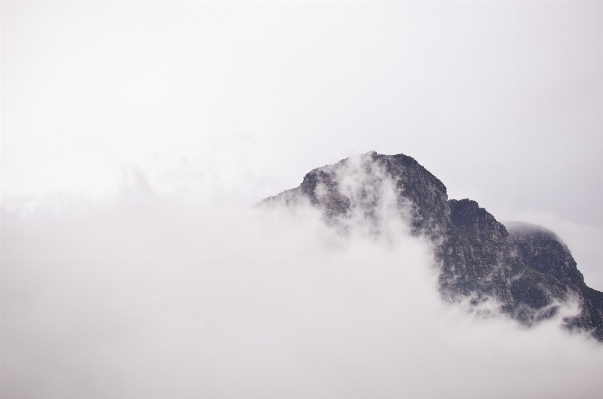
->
xmin=258 ymin=151 xmax=603 ymax=341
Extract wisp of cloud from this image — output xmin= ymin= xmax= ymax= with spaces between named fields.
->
xmin=2 ymin=165 xmax=603 ymax=399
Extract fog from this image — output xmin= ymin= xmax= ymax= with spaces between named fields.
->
xmin=3 ymin=172 xmax=603 ymax=398
xmin=3 ymin=1 xmax=603 ymax=398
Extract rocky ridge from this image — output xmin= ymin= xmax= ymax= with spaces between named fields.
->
xmin=258 ymin=151 xmax=603 ymax=341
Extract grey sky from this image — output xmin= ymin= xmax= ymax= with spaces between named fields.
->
xmin=3 ymin=1 xmax=603 ymax=220
xmin=3 ymin=2 xmax=603 ymax=398
xmin=4 ymin=1 xmax=603 ymax=284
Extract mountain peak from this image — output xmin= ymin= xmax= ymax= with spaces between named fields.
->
xmin=258 ymin=152 xmax=603 ymax=341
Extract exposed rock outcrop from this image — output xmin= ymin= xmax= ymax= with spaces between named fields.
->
xmin=506 ymin=222 xmax=603 ymax=340
xmin=258 ymin=151 xmax=603 ymax=341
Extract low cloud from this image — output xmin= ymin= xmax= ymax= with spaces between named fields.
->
xmin=2 ymin=169 xmax=603 ymax=399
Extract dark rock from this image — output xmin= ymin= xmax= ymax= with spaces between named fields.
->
xmin=506 ymin=222 xmax=603 ymax=340
xmin=506 ymin=222 xmax=584 ymax=286
xmin=257 ymin=151 xmax=603 ymax=341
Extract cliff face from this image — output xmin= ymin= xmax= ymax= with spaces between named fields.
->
xmin=258 ymin=151 xmax=603 ymax=341
xmin=442 ymin=200 xmax=571 ymax=323
xmin=506 ymin=222 xmax=603 ymax=340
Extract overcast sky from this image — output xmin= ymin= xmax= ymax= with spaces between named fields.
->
xmin=3 ymin=1 xmax=603 ymax=216
xmin=2 ymin=2 xmax=603 ymax=398
xmin=4 ymin=0 xmax=603 ymax=282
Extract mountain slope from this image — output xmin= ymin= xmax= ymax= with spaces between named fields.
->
xmin=258 ymin=151 xmax=603 ymax=341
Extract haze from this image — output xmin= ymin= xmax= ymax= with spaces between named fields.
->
xmin=2 ymin=2 xmax=603 ymax=398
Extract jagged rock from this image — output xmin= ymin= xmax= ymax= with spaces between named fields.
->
xmin=506 ymin=222 xmax=584 ymax=286
xmin=506 ymin=222 xmax=603 ymax=340
xmin=257 ymin=151 xmax=603 ymax=341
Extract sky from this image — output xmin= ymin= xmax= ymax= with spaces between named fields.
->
xmin=3 ymin=1 xmax=603 ymax=216
xmin=2 ymin=1 xmax=603 ymax=398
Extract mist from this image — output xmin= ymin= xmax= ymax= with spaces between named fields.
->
xmin=3 ymin=170 xmax=603 ymax=399
xmin=3 ymin=1 xmax=603 ymax=398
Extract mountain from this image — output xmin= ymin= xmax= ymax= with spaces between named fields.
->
xmin=257 ymin=151 xmax=603 ymax=341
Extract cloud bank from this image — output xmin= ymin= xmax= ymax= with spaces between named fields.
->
xmin=3 ymin=168 xmax=603 ymax=399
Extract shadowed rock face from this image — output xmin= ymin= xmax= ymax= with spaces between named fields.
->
xmin=506 ymin=222 xmax=584 ymax=286
xmin=506 ymin=222 xmax=603 ymax=340
xmin=258 ymin=151 xmax=603 ymax=341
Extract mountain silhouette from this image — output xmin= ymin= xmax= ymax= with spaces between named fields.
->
xmin=258 ymin=151 xmax=603 ymax=341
